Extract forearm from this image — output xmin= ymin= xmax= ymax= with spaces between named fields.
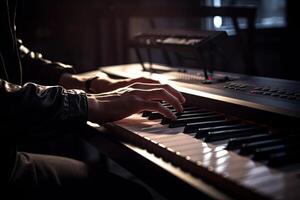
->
xmin=0 ymin=78 xmax=88 ymax=136
xmin=59 ymin=73 xmax=86 ymax=90
xmin=58 ymin=72 xmax=113 ymax=93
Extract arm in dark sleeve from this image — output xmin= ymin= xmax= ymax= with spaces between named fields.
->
xmin=0 ymin=78 xmax=88 ymax=137
xmin=18 ymin=40 xmax=75 ymax=85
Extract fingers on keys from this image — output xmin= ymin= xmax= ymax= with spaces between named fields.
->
xmin=132 ymin=88 xmax=184 ymax=120
xmin=130 ymin=83 xmax=186 ymax=104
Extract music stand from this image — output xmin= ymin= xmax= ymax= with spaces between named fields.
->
xmin=130 ymin=29 xmax=229 ymax=84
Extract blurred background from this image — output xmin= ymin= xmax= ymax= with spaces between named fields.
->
xmin=16 ymin=0 xmax=299 ymax=80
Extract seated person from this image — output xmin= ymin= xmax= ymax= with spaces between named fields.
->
xmin=1 ymin=0 xmax=185 ymax=199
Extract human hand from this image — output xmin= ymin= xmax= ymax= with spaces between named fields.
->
xmin=88 ymin=76 xmax=160 ymax=93
xmin=59 ymin=72 xmax=160 ymax=93
xmin=87 ymin=82 xmax=185 ymax=124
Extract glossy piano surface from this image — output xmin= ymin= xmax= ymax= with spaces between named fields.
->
xmin=98 ymin=105 xmax=300 ymax=199
xmin=88 ymin=63 xmax=300 ymax=200
xmin=100 ymin=63 xmax=300 ymax=120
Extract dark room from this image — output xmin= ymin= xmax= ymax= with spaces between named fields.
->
xmin=1 ymin=0 xmax=299 ymax=199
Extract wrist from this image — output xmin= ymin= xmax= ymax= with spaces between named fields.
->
xmin=59 ymin=73 xmax=85 ymax=90
xmin=87 ymin=96 xmax=100 ymax=123
xmin=85 ymin=77 xmax=98 ymax=93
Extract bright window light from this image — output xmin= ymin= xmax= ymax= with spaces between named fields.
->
xmin=213 ymin=16 xmax=222 ymax=28
xmin=213 ymin=0 xmax=222 ymax=28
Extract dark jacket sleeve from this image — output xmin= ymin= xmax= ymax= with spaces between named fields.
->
xmin=0 ymin=78 xmax=88 ymax=137
xmin=18 ymin=40 xmax=75 ymax=85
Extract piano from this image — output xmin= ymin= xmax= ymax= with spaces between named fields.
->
xmin=84 ymin=63 xmax=300 ymax=200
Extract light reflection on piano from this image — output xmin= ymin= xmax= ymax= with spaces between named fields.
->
xmin=86 ymin=63 xmax=300 ymax=200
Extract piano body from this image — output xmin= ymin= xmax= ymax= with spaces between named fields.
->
xmin=84 ymin=63 xmax=300 ymax=200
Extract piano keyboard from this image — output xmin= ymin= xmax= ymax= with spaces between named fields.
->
xmin=104 ymin=103 xmax=300 ymax=200
xmin=94 ymin=63 xmax=300 ymax=200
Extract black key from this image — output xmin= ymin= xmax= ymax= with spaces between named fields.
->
xmin=267 ymin=152 xmax=288 ymax=167
xmin=204 ymin=127 xmax=268 ymax=142
xmin=143 ymin=101 xmax=168 ymax=116
xmin=169 ymin=114 xmax=225 ymax=128
xmin=176 ymin=110 xmax=211 ymax=117
xmin=148 ymin=112 xmax=165 ymax=120
xmin=226 ymin=134 xmax=272 ymax=150
xmin=177 ymin=108 xmax=208 ymax=114
xmin=182 ymin=106 xmax=205 ymax=111
xmin=184 ymin=119 xmax=241 ymax=133
xmin=196 ymin=124 xmax=253 ymax=139
xmin=148 ymin=106 xmax=177 ymax=120
xmin=142 ymin=111 xmax=152 ymax=117
xmin=253 ymin=144 xmax=286 ymax=161
xmin=239 ymin=138 xmax=283 ymax=155
xmin=253 ymin=140 xmax=300 ymax=165
xmin=162 ymin=111 xmax=217 ymax=124
xmin=270 ymin=153 xmax=295 ymax=167
xmin=267 ymin=149 xmax=300 ymax=167
xmin=178 ymin=112 xmax=217 ymax=118
xmin=150 ymin=107 xmax=208 ymax=121
xmin=162 ymin=102 xmax=198 ymax=109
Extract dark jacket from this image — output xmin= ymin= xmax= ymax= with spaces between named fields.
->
xmin=0 ymin=0 xmax=88 ymax=182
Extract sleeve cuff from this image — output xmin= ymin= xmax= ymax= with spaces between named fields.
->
xmin=64 ymin=89 xmax=88 ymax=122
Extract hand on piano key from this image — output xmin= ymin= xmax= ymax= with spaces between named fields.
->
xmin=86 ymin=81 xmax=185 ymax=123
xmin=88 ymin=76 xmax=163 ymax=93
xmin=110 ymin=103 xmax=300 ymax=200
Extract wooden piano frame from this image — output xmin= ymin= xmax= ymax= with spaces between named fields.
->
xmin=82 ymin=123 xmax=234 ymax=200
